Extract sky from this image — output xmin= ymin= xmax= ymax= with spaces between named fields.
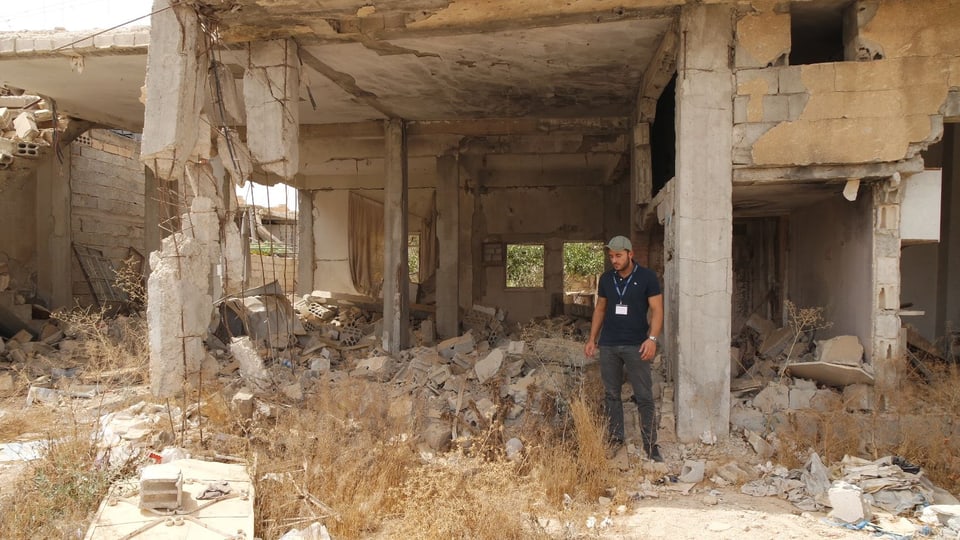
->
xmin=1 ymin=0 xmax=298 ymax=212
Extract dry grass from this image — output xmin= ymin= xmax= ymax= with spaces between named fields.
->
xmin=0 ymin=426 xmax=137 ymax=539
xmin=773 ymin=361 xmax=960 ymax=493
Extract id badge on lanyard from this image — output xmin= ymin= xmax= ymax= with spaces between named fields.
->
xmin=613 ymin=265 xmax=638 ymax=316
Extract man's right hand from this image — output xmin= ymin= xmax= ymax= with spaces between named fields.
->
xmin=585 ymin=341 xmax=597 ymax=358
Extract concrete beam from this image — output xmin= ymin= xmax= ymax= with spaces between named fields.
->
xmin=382 ymin=119 xmax=410 ymax=354
xmin=637 ymin=20 xmax=679 ymax=122
xmin=436 ymin=154 xmax=460 ymax=339
xmin=733 ymin=156 xmax=926 ymax=185
xmin=632 ymin=122 xmax=653 ymax=206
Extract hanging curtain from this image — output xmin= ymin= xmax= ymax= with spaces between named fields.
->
xmin=419 ymin=191 xmax=439 ymax=283
xmin=348 ymin=192 xmax=384 ymax=297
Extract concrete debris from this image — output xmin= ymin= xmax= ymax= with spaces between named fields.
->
xmin=505 ymin=437 xmax=523 ymax=461
xmin=678 ymin=460 xmax=706 ymax=483
xmin=532 ymin=337 xmax=595 ymax=368
xmin=828 ymin=481 xmax=873 ymax=523
xmin=437 ymin=332 xmax=476 ymax=360
xmin=815 ymin=335 xmax=864 ymax=366
xmin=751 ymin=382 xmax=789 ymax=414
xmin=140 ymin=463 xmax=183 ymax=510
xmin=280 ymin=522 xmax=332 ymax=540
xmin=474 ymin=348 xmax=504 ymax=383
xmin=229 ymin=339 xmax=277 ymax=395
xmin=784 ymin=361 xmax=875 ymax=388
xmin=351 ymin=355 xmax=396 ymax=381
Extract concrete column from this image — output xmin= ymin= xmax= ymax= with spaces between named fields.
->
xmin=872 ymin=178 xmax=904 ymax=407
xmin=672 ymin=4 xmax=734 ymax=442
xmin=243 ymin=39 xmax=299 ymax=180
xmin=144 ymin=165 xmax=161 ymax=274
xmin=296 ymin=189 xmax=315 ymax=296
xmin=36 ymin=152 xmax=72 ymax=309
xmin=383 ymin=119 xmax=410 ymax=354
xmin=436 ymin=154 xmax=460 ymax=338
xmin=140 ymin=0 xmax=203 ymax=178
xmin=937 ymin=125 xmax=960 ymax=339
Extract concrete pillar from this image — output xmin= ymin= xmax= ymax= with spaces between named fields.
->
xmin=35 ymin=152 xmax=72 ymax=309
xmin=140 ymin=0 xmax=203 ymax=178
xmin=872 ymin=178 xmax=905 ymax=407
xmin=672 ymin=4 xmax=734 ymax=442
xmin=436 ymin=154 xmax=460 ymax=338
xmin=243 ymin=39 xmax=299 ymax=180
xmin=383 ymin=119 xmax=410 ymax=354
xmin=296 ymin=189 xmax=315 ymax=296
xmin=144 ymin=165 xmax=161 ymax=274
xmin=937 ymin=125 xmax=960 ymax=339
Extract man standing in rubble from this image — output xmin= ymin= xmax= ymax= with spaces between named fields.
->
xmin=585 ymin=235 xmax=664 ymax=462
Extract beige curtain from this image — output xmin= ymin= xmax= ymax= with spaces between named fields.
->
xmin=348 ymin=192 xmax=384 ymax=297
xmin=420 ymin=191 xmax=439 ymax=283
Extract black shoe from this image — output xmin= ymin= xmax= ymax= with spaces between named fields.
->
xmin=647 ymin=444 xmax=664 ymax=463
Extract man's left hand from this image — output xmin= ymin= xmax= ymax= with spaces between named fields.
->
xmin=639 ymin=339 xmax=657 ymax=361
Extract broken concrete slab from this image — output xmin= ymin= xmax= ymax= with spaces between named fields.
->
xmin=828 ymin=481 xmax=873 ymax=523
xmin=230 ymin=337 xmax=272 ymax=393
xmin=842 ymin=384 xmax=874 ymax=411
xmin=87 ymin=458 xmax=254 ymax=538
xmin=437 ymin=332 xmax=475 ymax=360
xmin=789 ymin=387 xmax=817 ymax=410
xmin=13 ymin=111 xmax=38 ymax=141
xmin=474 ymin=348 xmax=504 ymax=383
xmin=815 ymin=335 xmax=864 ymax=366
xmin=752 ymin=382 xmax=789 ymax=414
xmin=784 ymin=361 xmax=875 ymax=388
xmin=759 ymin=326 xmax=794 ymax=358
xmin=351 ymin=355 xmax=396 ymax=381
xmin=532 ymin=337 xmax=594 ymax=367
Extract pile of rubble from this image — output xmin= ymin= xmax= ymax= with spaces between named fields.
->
xmin=0 ymin=91 xmax=65 ymax=172
xmin=218 ymin=288 xmax=597 ymax=452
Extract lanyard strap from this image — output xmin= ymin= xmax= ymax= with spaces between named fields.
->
xmin=612 ymin=264 xmax=638 ymax=303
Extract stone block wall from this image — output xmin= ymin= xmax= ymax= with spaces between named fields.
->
xmin=733 ymin=0 xmax=960 ymax=168
xmin=70 ymin=130 xmax=144 ymax=307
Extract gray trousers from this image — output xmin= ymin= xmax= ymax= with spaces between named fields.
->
xmin=599 ymin=345 xmax=656 ymax=451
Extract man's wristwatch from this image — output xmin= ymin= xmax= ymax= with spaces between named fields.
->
xmin=648 ymin=336 xmax=658 ymax=342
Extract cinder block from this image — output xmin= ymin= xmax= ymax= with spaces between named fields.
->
xmin=762 ymin=95 xmax=790 ymax=123
xmin=778 ymin=66 xmax=806 ymax=94
xmin=140 ymin=464 xmax=183 ymax=510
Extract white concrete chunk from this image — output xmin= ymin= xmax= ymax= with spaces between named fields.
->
xmin=474 ymin=348 xmax=504 ymax=383
xmin=828 ymin=481 xmax=873 ymax=523
xmin=13 ymin=112 xmax=38 ymax=141
xmin=752 ymin=382 xmax=789 ymax=414
xmin=815 ymin=335 xmax=864 ymax=366
xmin=678 ymin=460 xmax=705 ymax=483
xmin=230 ymin=337 xmax=272 ymax=393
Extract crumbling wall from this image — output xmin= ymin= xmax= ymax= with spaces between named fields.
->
xmin=788 ymin=195 xmax=874 ymax=357
xmin=733 ymin=0 xmax=960 ymax=167
xmin=70 ymin=130 xmax=145 ymax=306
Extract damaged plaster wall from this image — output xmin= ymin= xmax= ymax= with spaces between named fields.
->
xmin=476 ymin=183 xmax=607 ymax=325
xmin=788 ymin=195 xmax=874 ymax=358
xmin=70 ymin=130 xmax=145 ymax=307
xmin=733 ymin=0 xmax=960 ymax=168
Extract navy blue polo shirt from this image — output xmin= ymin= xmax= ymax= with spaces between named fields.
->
xmin=597 ymin=262 xmax=661 ymax=346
